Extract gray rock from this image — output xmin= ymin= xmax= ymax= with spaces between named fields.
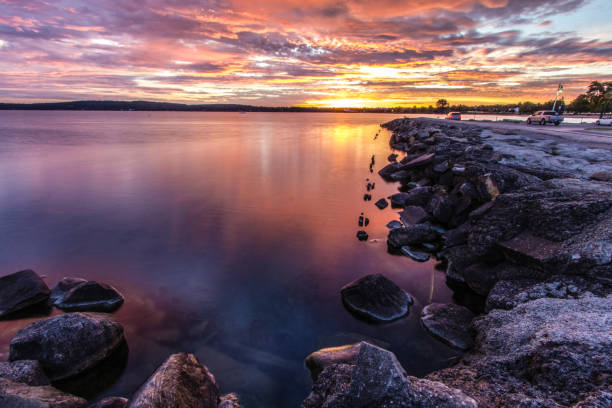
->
xmin=128 ymin=353 xmax=218 ymax=408
xmin=402 ymin=187 xmax=435 ymax=207
xmin=0 ymin=270 xmax=50 ymax=318
xmin=388 ymin=193 xmax=411 ymax=208
xmin=387 ymin=153 xmax=398 ymax=162
xmin=399 ymin=205 xmax=429 ymax=225
xmin=374 ymin=198 xmax=389 ymax=209
xmin=386 ymin=220 xmax=403 ymax=229
xmin=387 ymin=224 xmax=439 ymax=248
xmin=302 ymin=342 xmax=477 ymax=408
xmin=218 ymin=393 xmax=240 ymax=408
xmin=54 ymin=281 xmax=124 ymax=312
xmin=401 ymin=246 xmax=431 ymax=262
xmin=421 ymin=303 xmax=474 ymax=350
xmin=0 ymin=360 xmax=49 ymax=386
xmin=0 ymin=377 xmax=87 ymax=407
xmin=49 ymin=277 xmax=87 ymax=304
xmin=426 ymin=194 xmax=457 ymax=224
xmin=88 ymin=397 xmax=128 ymax=408
xmin=9 ymin=313 xmax=125 ymax=381
xmin=402 ymin=152 xmax=435 ymax=168
xmin=341 ymin=274 xmax=413 ymax=322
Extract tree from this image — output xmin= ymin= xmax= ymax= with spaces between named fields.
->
xmin=435 ymin=99 xmax=449 ymax=113
xmin=568 ymin=94 xmax=591 ymax=113
xmin=585 ymin=81 xmax=612 ymax=112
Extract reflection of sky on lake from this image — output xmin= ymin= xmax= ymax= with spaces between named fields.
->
xmin=0 ymin=111 xmax=459 ymax=407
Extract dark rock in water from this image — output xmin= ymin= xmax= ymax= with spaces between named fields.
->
xmin=49 ymin=277 xmax=87 ymax=304
xmin=341 ymin=274 xmax=413 ymax=322
xmin=218 ymin=393 xmax=240 ymax=408
xmin=358 ymin=215 xmax=364 ymax=227
xmin=389 ymin=192 xmax=411 ymax=208
xmin=0 ymin=377 xmax=87 ymax=407
xmin=88 ymin=397 xmax=128 ymax=408
xmin=387 ymin=153 xmax=398 ymax=162
xmin=386 ymin=220 xmax=402 ymax=229
xmin=403 ymin=187 xmax=435 ymax=207
xmin=399 ymin=205 xmax=429 ymax=226
xmin=0 ymin=269 xmax=50 ymax=318
xmin=444 ymin=224 xmax=470 ymax=247
xmin=374 ymin=198 xmax=388 ymax=209
xmin=378 ymin=163 xmax=402 ymax=180
xmin=387 ymin=224 xmax=439 ymax=248
xmin=363 ymin=193 xmax=372 ymax=201
xmin=9 ymin=312 xmax=125 ymax=381
xmin=302 ymin=342 xmax=477 ymax=408
xmin=54 ymin=281 xmax=124 ymax=312
xmin=421 ymin=303 xmax=475 ymax=350
xmin=401 ymin=247 xmax=431 ymax=262
xmin=402 ymin=152 xmax=435 ymax=169
xmin=356 ymin=230 xmax=368 ymax=241
xmin=128 ymin=353 xmax=219 ymax=408
xmin=426 ymin=194 xmax=457 ymax=224
xmin=0 ymin=360 xmax=49 ymax=386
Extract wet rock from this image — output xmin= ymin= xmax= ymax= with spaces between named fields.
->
xmin=127 ymin=353 xmax=219 ymax=408
xmin=421 ymin=303 xmax=475 ymax=350
xmin=387 ymin=224 xmax=439 ymax=248
xmin=386 ymin=220 xmax=402 ymax=229
xmin=340 ymin=274 xmax=413 ymax=322
xmin=0 ymin=377 xmax=87 ymax=407
xmin=356 ymin=230 xmax=368 ymax=241
xmin=302 ymin=342 xmax=477 ymax=408
xmin=0 ymin=269 xmax=50 ymax=318
xmin=218 ymin=393 xmax=240 ymax=408
xmin=426 ymin=194 xmax=457 ymax=224
xmin=387 ymin=153 xmax=398 ymax=162
xmin=0 ymin=360 xmax=49 ymax=386
xmin=389 ymin=193 xmax=411 ymax=208
xmin=433 ymin=161 xmax=450 ymax=173
xmin=54 ymin=281 xmax=124 ymax=312
xmin=378 ymin=163 xmax=402 ymax=180
xmin=49 ymin=277 xmax=87 ymax=304
xmin=88 ymin=397 xmax=128 ymax=408
xmin=399 ymin=205 xmax=429 ymax=226
xmin=374 ymin=198 xmax=389 ymax=209
xmin=363 ymin=193 xmax=372 ymax=201
xmin=401 ymin=247 xmax=431 ymax=262
xmin=402 ymin=153 xmax=435 ymax=169
xmin=589 ymin=171 xmax=612 ymax=182
xmin=403 ymin=187 xmax=435 ymax=207
xmin=9 ymin=313 xmax=125 ymax=381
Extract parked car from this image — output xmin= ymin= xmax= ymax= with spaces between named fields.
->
xmin=595 ymin=117 xmax=612 ymax=126
xmin=446 ymin=112 xmax=461 ymax=120
xmin=526 ymin=111 xmax=564 ymax=126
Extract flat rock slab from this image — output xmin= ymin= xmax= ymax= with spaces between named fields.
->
xmin=421 ymin=303 xmax=475 ymax=350
xmin=9 ymin=312 xmax=125 ymax=381
xmin=302 ymin=342 xmax=477 ymax=408
xmin=0 ymin=269 xmax=50 ymax=318
xmin=54 ymin=281 xmax=124 ymax=312
xmin=128 ymin=353 xmax=218 ymax=408
xmin=387 ymin=224 xmax=439 ymax=248
xmin=88 ymin=397 xmax=128 ymax=408
xmin=402 ymin=152 xmax=435 ymax=168
xmin=401 ymin=246 xmax=431 ymax=262
xmin=0 ymin=360 xmax=49 ymax=386
xmin=341 ymin=274 xmax=413 ymax=322
xmin=399 ymin=205 xmax=429 ymax=226
xmin=0 ymin=377 xmax=87 ymax=408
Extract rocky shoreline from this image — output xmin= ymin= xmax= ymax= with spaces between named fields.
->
xmin=345 ymin=117 xmax=610 ymax=407
xmin=1 ymin=117 xmax=611 ymax=407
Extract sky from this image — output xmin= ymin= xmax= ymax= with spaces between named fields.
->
xmin=0 ymin=0 xmax=611 ymax=107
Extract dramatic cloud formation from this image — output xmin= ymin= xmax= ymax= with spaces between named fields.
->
xmin=0 ymin=0 xmax=610 ymax=106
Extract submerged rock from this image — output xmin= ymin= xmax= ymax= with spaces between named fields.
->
xmin=127 ymin=353 xmax=219 ymax=408
xmin=421 ymin=303 xmax=475 ymax=351
xmin=54 ymin=281 xmax=124 ymax=312
xmin=49 ymin=277 xmax=87 ymax=304
xmin=374 ymin=198 xmax=389 ymax=209
xmin=341 ymin=274 xmax=413 ymax=322
xmin=0 ymin=360 xmax=49 ymax=386
xmin=88 ymin=397 xmax=128 ymax=408
xmin=356 ymin=230 xmax=369 ymax=241
xmin=9 ymin=312 xmax=125 ymax=381
xmin=0 ymin=269 xmax=50 ymax=318
xmin=302 ymin=342 xmax=477 ymax=408
xmin=386 ymin=220 xmax=403 ymax=229
xmin=401 ymin=246 xmax=431 ymax=262
xmin=387 ymin=224 xmax=439 ymax=248
xmin=0 ymin=377 xmax=87 ymax=408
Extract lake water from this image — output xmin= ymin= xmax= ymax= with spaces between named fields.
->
xmin=0 ymin=111 xmax=459 ymax=407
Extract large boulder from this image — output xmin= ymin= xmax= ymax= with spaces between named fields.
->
xmin=0 ymin=269 xmax=50 ymax=318
xmin=9 ymin=313 xmax=125 ymax=381
xmin=421 ymin=303 xmax=475 ymax=351
xmin=341 ymin=274 xmax=413 ymax=322
xmin=54 ymin=281 xmax=124 ymax=312
xmin=302 ymin=342 xmax=477 ymax=408
xmin=128 ymin=353 xmax=219 ymax=408
xmin=387 ymin=224 xmax=439 ymax=248
xmin=429 ymin=295 xmax=612 ymax=407
xmin=0 ymin=360 xmax=49 ymax=386
xmin=0 ymin=377 xmax=86 ymax=408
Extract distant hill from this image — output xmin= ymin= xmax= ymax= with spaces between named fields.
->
xmin=0 ymin=100 xmax=395 ymax=112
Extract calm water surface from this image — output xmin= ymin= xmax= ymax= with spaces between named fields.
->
xmin=0 ymin=111 xmax=459 ymax=407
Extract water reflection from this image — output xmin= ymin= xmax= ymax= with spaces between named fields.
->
xmin=0 ymin=112 xmax=459 ymax=407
